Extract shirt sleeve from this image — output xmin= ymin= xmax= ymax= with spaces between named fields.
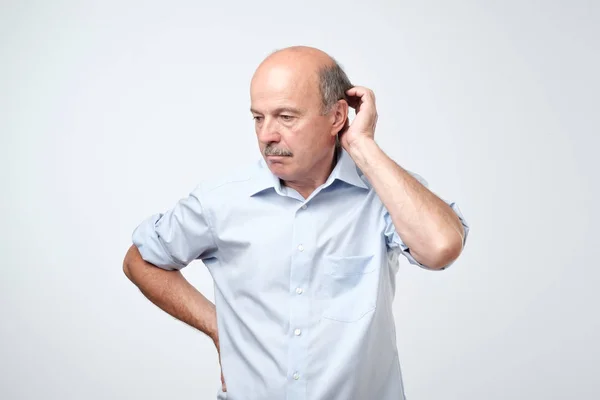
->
xmin=131 ymin=185 xmax=218 ymax=271
xmin=383 ymin=171 xmax=470 ymax=271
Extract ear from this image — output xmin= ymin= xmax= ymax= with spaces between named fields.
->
xmin=330 ymin=99 xmax=349 ymax=138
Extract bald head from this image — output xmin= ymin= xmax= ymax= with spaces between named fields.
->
xmin=260 ymin=46 xmax=335 ymax=73
xmin=252 ymin=46 xmax=353 ymax=114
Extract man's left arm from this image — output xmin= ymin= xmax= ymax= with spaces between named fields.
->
xmin=342 ymin=86 xmax=466 ymax=269
xmin=350 ymin=139 xmax=465 ymax=269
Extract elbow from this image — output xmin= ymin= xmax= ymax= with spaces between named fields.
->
xmin=123 ymin=258 xmax=133 ymax=280
xmin=429 ymin=237 xmax=463 ymax=270
xmin=123 ymin=245 xmax=142 ymax=282
xmin=413 ymin=236 xmax=463 ymax=270
xmin=123 ymin=256 xmax=135 ymax=282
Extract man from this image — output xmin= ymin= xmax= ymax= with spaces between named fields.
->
xmin=123 ymin=46 xmax=469 ymax=400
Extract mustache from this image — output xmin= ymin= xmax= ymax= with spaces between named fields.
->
xmin=264 ymin=144 xmax=293 ymax=157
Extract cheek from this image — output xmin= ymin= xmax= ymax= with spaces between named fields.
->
xmin=277 ymin=125 xmax=299 ymax=145
xmin=304 ymin=121 xmax=330 ymax=144
xmin=284 ymin=119 xmax=328 ymax=151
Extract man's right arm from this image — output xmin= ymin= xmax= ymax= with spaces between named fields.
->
xmin=123 ymin=187 xmax=227 ymax=390
xmin=122 ymin=244 xmax=218 ymax=341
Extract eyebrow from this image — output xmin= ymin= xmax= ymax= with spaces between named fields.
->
xmin=250 ymin=107 xmax=303 ymax=115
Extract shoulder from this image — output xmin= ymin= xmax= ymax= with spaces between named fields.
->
xmin=190 ymin=158 xmax=264 ymax=202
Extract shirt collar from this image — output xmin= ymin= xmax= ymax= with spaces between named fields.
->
xmin=327 ymin=147 xmax=369 ymax=190
xmin=248 ymin=158 xmax=284 ymax=196
xmin=248 ymin=147 xmax=368 ymax=197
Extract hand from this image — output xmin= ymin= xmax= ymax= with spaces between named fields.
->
xmin=214 ymin=337 xmax=227 ymax=392
xmin=340 ymin=86 xmax=378 ymax=150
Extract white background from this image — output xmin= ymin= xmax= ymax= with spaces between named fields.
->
xmin=2 ymin=1 xmax=599 ymax=399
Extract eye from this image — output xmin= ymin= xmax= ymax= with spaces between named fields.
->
xmin=253 ymin=116 xmax=263 ymax=122
xmin=280 ymin=115 xmax=294 ymax=121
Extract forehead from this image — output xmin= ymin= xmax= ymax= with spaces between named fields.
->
xmin=250 ymin=65 xmax=321 ymax=112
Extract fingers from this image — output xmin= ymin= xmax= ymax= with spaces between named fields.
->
xmin=345 ymin=86 xmax=376 ymax=110
xmin=346 ymin=86 xmax=375 ymax=100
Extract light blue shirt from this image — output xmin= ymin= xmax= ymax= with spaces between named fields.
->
xmin=132 ymin=148 xmax=469 ymax=400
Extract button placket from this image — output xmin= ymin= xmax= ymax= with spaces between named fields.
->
xmin=286 ymin=203 xmax=315 ymax=397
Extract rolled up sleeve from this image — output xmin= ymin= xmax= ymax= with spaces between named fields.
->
xmin=384 ymin=201 xmax=469 ymax=271
xmin=132 ymin=186 xmax=218 ymax=271
xmin=384 ymin=171 xmax=470 ymax=271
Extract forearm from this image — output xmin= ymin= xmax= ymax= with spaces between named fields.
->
xmin=123 ymin=245 xmax=218 ymax=341
xmin=347 ymin=138 xmax=464 ymax=268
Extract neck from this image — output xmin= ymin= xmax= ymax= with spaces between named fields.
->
xmin=282 ymin=148 xmax=338 ymax=199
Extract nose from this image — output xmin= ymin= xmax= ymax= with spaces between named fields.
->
xmin=257 ymin=117 xmax=281 ymax=144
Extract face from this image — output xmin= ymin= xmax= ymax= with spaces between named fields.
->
xmin=250 ymin=64 xmax=344 ymax=182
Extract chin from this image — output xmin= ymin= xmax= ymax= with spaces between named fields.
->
xmin=265 ymin=157 xmax=294 ymax=178
xmin=267 ymin=162 xmax=287 ymax=176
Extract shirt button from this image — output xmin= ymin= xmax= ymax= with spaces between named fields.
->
xmin=298 ymin=244 xmax=304 ymax=252
xmin=295 ymin=287 xmax=303 ymax=295
xmin=301 ymin=204 xmax=307 ymax=209
xmin=293 ymin=372 xmax=300 ymax=380
xmin=294 ymin=328 xmax=302 ymax=336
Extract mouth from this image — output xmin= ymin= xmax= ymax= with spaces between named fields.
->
xmin=265 ymin=155 xmax=289 ymax=162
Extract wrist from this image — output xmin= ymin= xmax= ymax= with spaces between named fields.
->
xmin=208 ymin=322 xmax=219 ymax=344
xmin=346 ymin=136 xmax=379 ymax=169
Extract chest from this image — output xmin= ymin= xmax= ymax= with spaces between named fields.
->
xmin=215 ymin=187 xmax=385 ymax=260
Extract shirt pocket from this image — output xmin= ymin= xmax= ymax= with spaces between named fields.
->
xmin=322 ymin=254 xmax=378 ymax=323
